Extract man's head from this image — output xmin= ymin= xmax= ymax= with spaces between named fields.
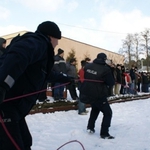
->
xmin=37 ymin=21 xmax=61 ymax=48
xmin=97 ymin=53 xmax=107 ymax=61
xmin=70 ymin=58 xmax=76 ymax=65
xmin=116 ymin=64 xmax=121 ymax=69
xmin=81 ymin=60 xmax=86 ymax=68
xmin=57 ymin=48 xmax=64 ymax=57
xmin=37 ymin=21 xmax=61 ymax=39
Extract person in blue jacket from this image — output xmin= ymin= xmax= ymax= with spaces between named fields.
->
xmin=0 ymin=21 xmax=73 ymax=150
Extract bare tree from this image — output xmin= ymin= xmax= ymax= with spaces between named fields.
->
xmin=122 ymin=34 xmax=134 ymax=68
xmin=133 ymin=33 xmax=141 ymax=61
xmin=141 ymin=29 xmax=150 ymax=71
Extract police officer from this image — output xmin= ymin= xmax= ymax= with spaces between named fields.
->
xmin=80 ymin=53 xmax=115 ymax=139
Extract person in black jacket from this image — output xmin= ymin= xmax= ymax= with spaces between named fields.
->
xmin=80 ymin=53 xmax=115 ymax=139
xmin=53 ymin=48 xmax=67 ymax=101
xmin=114 ymin=64 xmax=122 ymax=95
xmin=0 ymin=21 xmax=73 ymax=150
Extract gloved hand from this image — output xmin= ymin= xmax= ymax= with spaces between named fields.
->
xmin=62 ymin=74 xmax=75 ymax=84
xmin=0 ymin=86 xmax=6 ymax=104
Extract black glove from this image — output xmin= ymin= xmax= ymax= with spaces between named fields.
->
xmin=61 ymin=73 xmax=75 ymax=84
xmin=0 ymin=87 xmax=6 ymax=104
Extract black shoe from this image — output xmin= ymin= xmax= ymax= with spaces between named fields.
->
xmin=60 ymin=98 xmax=67 ymax=101
xmin=100 ymin=134 xmax=115 ymax=139
xmin=44 ymin=99 xmax=50 ymax=103
xmin=87 ymin=128 xmax=95 ymax=134
xmin=54 ymin=97 xmax=59 ymax=101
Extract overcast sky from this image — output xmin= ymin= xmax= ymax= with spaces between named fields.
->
xmin=0 ymin=0 xmax=150 ymax=53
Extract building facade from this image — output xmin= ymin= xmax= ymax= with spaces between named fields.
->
xmin=2 ymin=31 xmax=124 ymax=69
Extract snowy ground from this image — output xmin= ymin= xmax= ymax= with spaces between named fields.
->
xmin=26 ymin=92 xmax=150 ymax=150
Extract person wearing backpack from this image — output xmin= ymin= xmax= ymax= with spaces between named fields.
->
xmin=0 ymin=21 xmax=73 ymax=150
xmin=80 ymin=53 xmax=115 ymax=139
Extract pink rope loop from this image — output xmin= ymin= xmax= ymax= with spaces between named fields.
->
xmin=57 ymin=140 xmax=85 ymax=150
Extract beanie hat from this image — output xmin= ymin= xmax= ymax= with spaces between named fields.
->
xmin=97 ymin=53 xmax=107 ymax=60
xmin=37 ymin=21 xmax=61 ymax=39
xmin=58 ymin=48 xmax=64 ymax=55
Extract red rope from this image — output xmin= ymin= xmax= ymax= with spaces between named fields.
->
xmin=3 ymin=79 xmax=103 ymax=103
xmin=4 ymin=82 xmax=70 ymax=102
xmin=0 ymin=114 xmax=21 ymax=150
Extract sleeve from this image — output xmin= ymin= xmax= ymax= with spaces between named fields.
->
xmin=47 ymin=71 xmax=72 ymax=83
xmin=104 ymin=69 xmax=115 ymax=86
xmin=0 ymin=37 xmax=47 ymax=89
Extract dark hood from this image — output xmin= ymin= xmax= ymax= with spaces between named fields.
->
xmin=93 ymin=58 xmax=106 ymax=65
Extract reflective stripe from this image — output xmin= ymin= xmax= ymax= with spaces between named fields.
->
xmin=54 ymin=60 xmax=66 ymax=64
xmin=4 ymin=75 xmax=15 ymax=88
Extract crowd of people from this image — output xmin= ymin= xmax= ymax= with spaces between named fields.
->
xmin=45 ymin=52 xmax=150 ymax=103
xmin=106 ymin=63 xmax=150 ymax=96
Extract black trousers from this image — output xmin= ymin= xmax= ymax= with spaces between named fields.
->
xmin=0 ymin=109 xmax=32 ymax=150
xmin=87 ymin=101 xmax=112 ymax=136
xmin=67 ymin=82 xmax=78 ymax=100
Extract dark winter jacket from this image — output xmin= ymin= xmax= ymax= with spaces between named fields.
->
xmin=115 ymin=67 xmax=122 ymax=84
xmin=130 ymin=68 xmax=136 ymax=82
xmin=0 ymin=32 xmax=70 ymax=119
xmin=142 ymin=73 xmax=149 ymax=84
xmin=53 ymin=54 xmax=67 ymax=73
xmin=80 ymin=58 xmax=115 ymax=104
xmin=66 ymin=63 xmax=78 ymax=78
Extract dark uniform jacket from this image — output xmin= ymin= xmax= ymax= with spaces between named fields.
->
xmin=80 ymin=58 xmax=115 ymax=104
xmin=116 ymin=67 xmax=122 ymax=84
xmin=53 ymin=55 xmax=67 ymax=74
xmin=0 ymin=32 xmax=69 ymax=119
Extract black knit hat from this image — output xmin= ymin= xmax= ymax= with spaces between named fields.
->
xmin=58 ymin=48 xmax=64 ymax=55
xmin=37 ymin=21 xmax=61 ymax=39
xmin=97 ymin=53 xmax=107 ymax=60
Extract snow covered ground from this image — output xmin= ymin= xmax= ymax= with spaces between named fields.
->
xmin=26 ymin=93 xmax=150 ymax=150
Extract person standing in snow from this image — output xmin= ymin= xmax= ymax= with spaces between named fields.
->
xmin=80 ymin=53 xmax=115 ymax=139
xmin=53 ymin=48 xmax=67 ymax=101
xmin=0 ymin=21 xmax=73 ymax=150
xmin=78 ymin=60 xmax=88 ymax=115
xmin=66 ymin=58 xmax=78 ymax=101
